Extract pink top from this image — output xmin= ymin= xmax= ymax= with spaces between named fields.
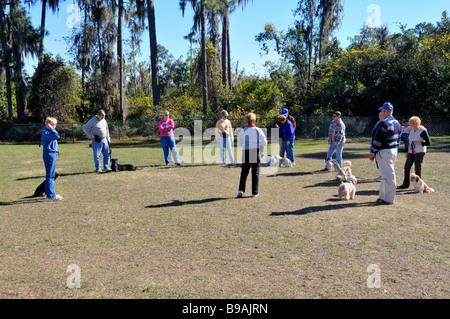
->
xmin=159 ymin=119 xmax=175 ymax=137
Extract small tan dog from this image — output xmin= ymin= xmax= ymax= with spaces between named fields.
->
xmin=335 ymin=161 xmax=352 ymax=181
xmin=338 ymin=175 xmax=357 ymax=200
xmin=410 ymin=173 xmax=434 ymax=193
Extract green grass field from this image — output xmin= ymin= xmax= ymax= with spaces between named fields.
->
xmin=0 ymin=138 xmax=449 ymax=299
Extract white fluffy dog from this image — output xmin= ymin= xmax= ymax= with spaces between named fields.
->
xmin=410 ymin=173 xmax=434 ymax=193
xmin=266 ymin=154 xmax=282 ymax=167
xmin=267 ymin=155 xmax=293 ymax=167
xmin=335 ymin=161 xmax=352 ymax=181
xmin=338 ymin=175 xmax=357 ymax=200
xmin=326 ymin=158 xmax=339 ymax=172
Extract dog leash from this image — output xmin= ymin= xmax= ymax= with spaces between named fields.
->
xmin=355 ymin=159 xmax=375 ymax=180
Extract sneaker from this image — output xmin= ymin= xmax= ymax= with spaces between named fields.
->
xmin=252 ymin=193 xmax=259 ymax=198
xmin=105 ymin=167 xmax=112 ymax=172
xmin=237 ymin=191 xmax=244 ymax=198
xmin=96 ymin=169 xmax=103 ymax=173
xmin=48 ymin=195 xmax=63 ymax=202
xmin=176 ymin=163 xmax=181 ymax=166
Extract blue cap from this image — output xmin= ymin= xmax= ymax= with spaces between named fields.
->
xmin=379 ymin=102 xmax=394 ymax=112
xmin=281 ymin=108 xmax=289 ymax=116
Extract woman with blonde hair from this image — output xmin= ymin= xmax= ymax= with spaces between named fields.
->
xmin=41 ymin=117 xmax=62 ymax=201
xmin=397 ymin=116 xmax=431 ymax=189
xmin=215 ymin=110 xmax=235 ymax=165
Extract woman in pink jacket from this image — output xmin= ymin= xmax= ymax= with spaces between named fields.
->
xmin=159 ymin=111 xmax=181 ymax=165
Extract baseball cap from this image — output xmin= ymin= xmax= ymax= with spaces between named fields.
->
xmin=379 ymin=102 xmax=394 ymax=111
xmin=281 ymin=108 xmax=289 ymax=116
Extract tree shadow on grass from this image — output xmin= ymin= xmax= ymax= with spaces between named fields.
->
xmin=270 ymin=201 xmax=376 ymax=217
xmin=146 ymin=197 xmax=230 ymax=209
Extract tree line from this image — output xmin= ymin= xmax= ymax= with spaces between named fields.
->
xmin=0 ymin=0 xmax=449 ymax=124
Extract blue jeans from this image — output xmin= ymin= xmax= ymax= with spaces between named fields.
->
xmin=43 ymin=151 xmax=57 ymax=198
xmin=219 ymin=135 xmax=235 ymax=165
xmin=92 ymin=138 xmax=110 ymax=171
xmin=283 ymin=139 xmax=295 ymax=163
xmin=326 ymin=142 xmax=345 ymax=168
xmin=160 ymin=136 xmax=180 ymax=165
xmin=279 ymin=138 xmax=285 ymax=157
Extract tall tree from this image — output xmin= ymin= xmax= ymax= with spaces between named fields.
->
xmin=146 ymin=0 xmax=160 ymax=107
xmin=0 ymin=0 xmax=13 ymax=118
xmin=180 ymin=0 xmax=208 ymax=116
xmin=38 ymin=0 xmax=60 ymax=64
xmin=10 ymin=0 xmax=39 ymax=121
xmin=318 ymin=0 xmax=342 ymax=62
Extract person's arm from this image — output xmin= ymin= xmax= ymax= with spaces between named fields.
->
xmin=420 ymin=129 xmax=431 ymax=146
xmin=259 ymin=127 xmax=268 ymax=146
xmin=334 ymin=123 xmax=345 ymax=146
xmin=83 ymin=118 xmax=94 ymax=138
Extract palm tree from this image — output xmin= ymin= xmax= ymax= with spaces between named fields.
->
xmin=0 ymin=0 xmax=13 ymax=118
xmin=146 ymin=0 xmax=160 ymax=107
xmin=216 ymin=0 xmax=252 ymax=88
xmin=180 ymin=0 xmax=208 ymax=116
xmin=38 ymin=0 xmax=60 ymax=64
xmin=10 ymin=0 xmax=40 ymax=121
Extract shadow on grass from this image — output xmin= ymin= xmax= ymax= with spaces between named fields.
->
xmin=0 ymin=198 xmax=47 ymax=206
xmin=270 ymin=201 xmax=376 ymax=216
xmin=146 ymin=197 xmax=230 ymax=209
xmin=266 ymin=169 xmax=327 ymax=178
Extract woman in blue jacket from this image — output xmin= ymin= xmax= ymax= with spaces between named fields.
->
xmin=41 ymin=117 xmax=62 ymax=202
xmin=278 ymin=115 xmax=296 ymax=165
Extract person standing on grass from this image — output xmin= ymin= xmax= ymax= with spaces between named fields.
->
xmin=370 ymin=102 xmax=402 ymax=205
xmin=215 ymin=110 xmax=235 ymax=166
xmin=237 ymin=113 xmax=267 ymax=198
xmin=276 ymin=108 xmax=296 ymax=158
xmin=83 ymin=110 xmax=111 ymax=173
xmin=159 ymin=111 xmax=181 ymax=166
xmin=278 ymin=115 xmax=296 ymax=165
xmin=321 ymin=111 xmax=346 ymax=171
xmin=42 ymin=117 xmax=62 ymax=202
xmin=397 ymin=116 xmax=431 ymax=190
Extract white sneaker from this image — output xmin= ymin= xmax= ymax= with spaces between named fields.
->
xmin=105 ymin=167 xmax=112 ymax=172
xmin=48 ymin=195 xmax=63 ymax=202
xmin=237 ymin=191 xmax=244 ymax=198
xmin=252 ymin=193 xmax=259 ymax=198
xmin=96 ymin=169 xmax=103 ymax=173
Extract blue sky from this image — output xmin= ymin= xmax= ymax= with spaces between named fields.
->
xmin=24 ymin=0 xmax=449 ymax=76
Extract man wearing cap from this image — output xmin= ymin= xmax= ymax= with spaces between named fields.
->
xmin=276 ymin=108 xmax=296 ymax=159
xmin=370 ymin=102 xmax=402 ymax=204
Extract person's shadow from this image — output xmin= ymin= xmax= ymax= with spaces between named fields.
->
xmin=270 ymin=201 xmax=376 ymax=217
xmin=146 ymin=197 xmax=230 ymax=209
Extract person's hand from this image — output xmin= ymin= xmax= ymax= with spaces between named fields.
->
xmin=46 ymin=123 xmax=54 ymax=130
xmin=334 ymin=144 xmax=338 ymax=150
xmin=370 ymin=153 xmax=376 ymax=161
xmin=287 ymin=140 xmax=290 ymax=146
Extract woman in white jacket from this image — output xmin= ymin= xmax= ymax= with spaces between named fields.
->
xmin=397 ymin=116 xmax=431 ymax=189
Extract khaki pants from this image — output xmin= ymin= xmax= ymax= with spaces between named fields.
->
xmin=376 ymin=148 xmax=398 ymax=204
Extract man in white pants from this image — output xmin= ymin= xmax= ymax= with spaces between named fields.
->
xmin=370 ymin=103 xmax=402 ymax=204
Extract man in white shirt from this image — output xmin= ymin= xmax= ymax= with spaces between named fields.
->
xmin=83 ymin=110 xmax=111 ymax=173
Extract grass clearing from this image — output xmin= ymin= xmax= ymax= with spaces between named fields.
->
xmin=0 ymin=138 xmax=449 ymax=298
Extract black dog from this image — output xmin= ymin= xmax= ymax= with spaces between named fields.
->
xmin=25 ymin=173 xmax=60 ymax=198
xmin=110 ymin=158 xmax=137 ymax=172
